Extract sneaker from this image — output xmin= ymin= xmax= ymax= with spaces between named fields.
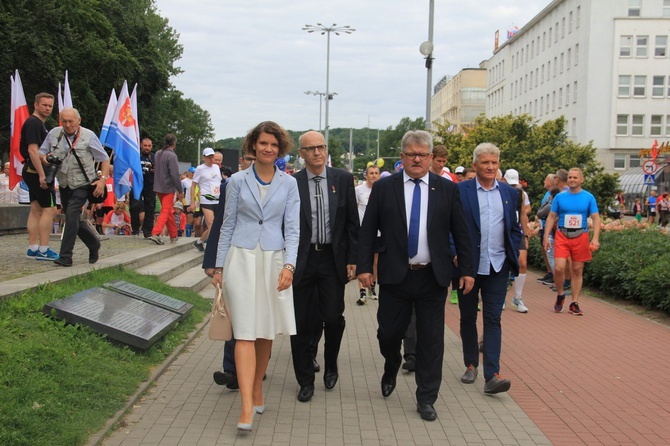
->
xmin=502 ymin=301 xmax=506 ymax=310
xmin=170 ymin=237 xmax=178 ymax=243
xmin=541 ymin=276 xmax=555 ymax=285
xmin=369 ymin=286 xmax=377 ymax=300
xmin=147 ymin=235 xmax=164 ymax=245
xmin=356 ymin=296 xmax=366 ymax=306
xmin=26 ymin=248 xmax=38 ymax=258
xmin=484 ymin=373 xmax=511 ymax=394
xmin=512 ymin=297 xmax=528 ymax=313
xmin=537 ymin=273 xmax=552 ymax=283
xmin=569 ymin=301 xmax=583 ymax=316
xmin=554 ymin=294 xmax=566 ymax=313
xmin=35 ymin=248 xmax=60 ymax=261
xmin=449 ymin=290 xmax=459 ymax=305
xmin=193 ymin=240 xmax=205 ymax=251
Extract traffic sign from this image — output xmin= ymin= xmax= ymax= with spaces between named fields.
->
xmin=644 ymin=174 xmax=655 ymax=185
xmin=394 ymin=160 xmax=403 ymax=172
xmin=642 ymin=159 xmax=658 ymax=174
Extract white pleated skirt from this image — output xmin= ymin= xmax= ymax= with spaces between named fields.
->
xmin=222 ymin=245 xmax=296 ymax=340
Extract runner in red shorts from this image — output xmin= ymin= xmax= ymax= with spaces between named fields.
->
xmin=543 ymin=168 xmax=600 ymax=316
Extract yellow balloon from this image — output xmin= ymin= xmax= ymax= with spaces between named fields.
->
xmin=367 ymin=161 xmax=374 ymax=168
xmin=376 ymin=158 xmax=385 ymax=168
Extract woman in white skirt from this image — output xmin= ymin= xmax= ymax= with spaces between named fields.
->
xmin=212 ymin=121 xmax=299 ymax=431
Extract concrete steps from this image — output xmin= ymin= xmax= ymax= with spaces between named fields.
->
xmin=166 ymin=265 xmax=211 ymax=293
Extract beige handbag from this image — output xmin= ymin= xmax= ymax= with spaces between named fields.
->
xmin=208 ymin=283 xmax=233 ymax=341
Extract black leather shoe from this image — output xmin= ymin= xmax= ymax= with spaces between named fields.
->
xmin=297 ymin=384 xmax=314 ymax=402
xmin=416 ymin=403 xmax=437 ymax=421
xmin=54 ymin=257 xmax=72 ymax=267
xmin=89 ymin=245 xmax=100 ymax=264
xmin=313 ymin=358 xmax=321 ymax=373
xmin=401 ymin=355 xmax=416 ymax=372
xmin=213 ymin=370 xmax=235 ymax=386
xmin=381 ymin=374 xmax=396 ymax=398
xmin=324 ymin=370 xmax=338 ymax=390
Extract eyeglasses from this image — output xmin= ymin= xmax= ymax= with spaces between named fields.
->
xmin=300 ymin=144 xmax=327 ymax=152
xmin=402 ymin=152 xmax=431 ymax=160
xmin=243 ymin=157 xmax=256 ymax=162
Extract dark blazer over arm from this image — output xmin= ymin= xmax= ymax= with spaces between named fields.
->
xmin=358 ymin=172 xmax=474 ymax=288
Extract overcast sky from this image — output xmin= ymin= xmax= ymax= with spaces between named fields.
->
xmin=154 ymin=0 xmax=550 ymax=139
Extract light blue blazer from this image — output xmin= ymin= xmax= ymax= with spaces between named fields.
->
xmin=215 ymin=167 xmax=300 ymax=268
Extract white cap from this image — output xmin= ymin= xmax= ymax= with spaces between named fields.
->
xmin=503 ymin=168 xmax=520 ymax=185
xmin=203 ymin=147 xmax=215 ymax=157
xmin=455 ymin=166 xmax=465 ymax=174
xmin=442 ymin=167 xmax=451 ymax=173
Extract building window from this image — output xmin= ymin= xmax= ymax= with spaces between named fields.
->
xmin=614 ymin=154 xmax=626 ymax=170
xmin=628 ymin=0 xmax=641 ymax=17
xmin=574 ymin=81 xmax=578 ymax=103
xmin=634 ymin=76 xmax=647 ymax=96
xmin=530 ymin=72 xmax=533 ymax=90
xmin=549 ymin=27 xmax=552 ymax=46
xmin=572 ymin=118 xmax=576 ymax=136
xmin=569 ymin=11 xmax=573 ymax=33
xmin=655 ymin=35 xmax=667 ymax=57
xmin=555 ymin=22 xmax=559 ymax=42
xmin=577 ymin=6 xmax=581 ymax=27
xmin=554 ymin=57 xmax=558 ymax=77
xmin=562 ymin=18 xmax=566 ymax=38
xmin=666 ymin=115 xmax=670 ymax=136
xmin=651 ymin=115 xmax=663 ymax=136
xmin=536 ymin=68 xmax=539 ymax=87
xmin=575 ymin=44 xmax=579 ymax=65
xmin=546 ymin=94 xmax=550 ymax=114
xmin=630 ymin=154 xmax=641 ymax=168
xmin=559 ymin=88 xmax=563 ymax=108
xmin=543 ymin=32 xmax=546 ymax=50
xmin=617 ymin=115 xmax=629 ymax=135
xmin=552 ymin=91 xmax=556 ymax=111
xmin=619 ymin=75 xmax=631 ymax=96
xmin=636 ymin=36 xmax=648 ymax=57
xmin=566 ymin=85 xmax=570 ymax=107
xmin=652 ymin=76 xmax=666 ymax=97
xmin=567 ymin=48 xmax=572 ymax=68
xmin=632 ymin=115 xmax=644 ymax=136
xmin=540 ymin=96 xmax=544 ymax=115
xmin=531 ymin=41 xmax=535 ymax=58
xmin=664 ymin=0 xmax=670 ymax=17
xmin=620 ymin=36 xmax=633 ymax=57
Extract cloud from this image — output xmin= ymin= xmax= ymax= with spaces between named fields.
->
xmin=155 ymin=0 xmax=548 ymax=138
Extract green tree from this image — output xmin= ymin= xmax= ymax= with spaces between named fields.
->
xmin=433 ymin=114 xmax=618 ymax=211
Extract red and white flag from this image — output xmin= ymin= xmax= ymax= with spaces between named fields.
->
xmin=9 ymin=70 xmax=30 ymax=189
xmin=57 ymin=70 xmax=73 ymax=125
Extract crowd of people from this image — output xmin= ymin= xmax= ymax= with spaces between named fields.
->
xmin=1 ymin=96 xmax=661 ymax=432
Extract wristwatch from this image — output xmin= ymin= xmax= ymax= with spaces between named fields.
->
xmin=283 ymin=264 xmax=295 ymax=273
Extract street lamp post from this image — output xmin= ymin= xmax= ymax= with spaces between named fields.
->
xmin=304 ymin=91 xmax=337 ymax=132
xmin=419 ymin=0 xmax=435 ymax=131
xmin=303 ymin=23 xmax=355 ymax=145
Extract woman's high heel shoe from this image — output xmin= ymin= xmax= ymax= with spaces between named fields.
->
xmin=254 ymin=405 xmax=265 ymax=414
xmin=237 ymin=411 xmax=254 ymax=432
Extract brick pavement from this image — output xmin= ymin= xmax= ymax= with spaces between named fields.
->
xmin=66 ymin=263 xmax=667 ymax=445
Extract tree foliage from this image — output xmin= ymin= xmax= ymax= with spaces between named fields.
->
xmin=433 ymin=114 xmax=619 ymax=211
xmin=0 ymin=0 xmax=213 ymax=161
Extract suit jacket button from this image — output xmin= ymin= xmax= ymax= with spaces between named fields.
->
xmin=259 ymin=220 xmax=263 ymax=225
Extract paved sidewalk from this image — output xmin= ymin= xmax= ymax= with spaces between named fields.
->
xmin=101 ymin=281 xmax=550 ymax=446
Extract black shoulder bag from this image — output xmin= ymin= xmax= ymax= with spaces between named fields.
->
xmin=65 ymin=132 xmax=108 ymax=204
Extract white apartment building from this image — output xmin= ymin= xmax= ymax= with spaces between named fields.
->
xmin=486 ymin=0 xmax=670 ymax=173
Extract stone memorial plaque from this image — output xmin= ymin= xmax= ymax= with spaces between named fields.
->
xmin=104 ymin=280 xmax=193 ymax=320
xmin=43 ymin=288 xmax=181 ymax=350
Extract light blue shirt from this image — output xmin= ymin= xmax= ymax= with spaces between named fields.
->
xmin=306 ymin=168 xmax=332 ymax=244
xmin=476 ymin=178 xmax=505 ymax=275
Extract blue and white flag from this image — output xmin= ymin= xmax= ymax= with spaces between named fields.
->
xmin=105 ymin=81 xmax=143 ymax=199
xmin=99 ymin=89 xmax=118 ymax=146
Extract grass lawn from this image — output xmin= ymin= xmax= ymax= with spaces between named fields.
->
xmin=0 ymin=266 xmax=211 ymax=446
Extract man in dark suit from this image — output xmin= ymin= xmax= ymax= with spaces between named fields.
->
xmin=456 ymin=142 xmax=522 ymax=395
xmin=291 ymin=130 xmax=359 ymax=403
xmin=358 ymin=130 xmax=475 ymax=421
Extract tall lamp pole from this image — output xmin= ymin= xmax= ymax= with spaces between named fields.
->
xmin=419 ymin=0 xmax=435 ymax=130
xmin=303 ymin=23 xmax=355 ymax=145
xmin=304 ymin=91 xmax=337 ymax=132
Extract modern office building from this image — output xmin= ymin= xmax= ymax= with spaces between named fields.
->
xmin=431 ymin=66 xmax=487 ymax=131
xmin=485 ymin=0 xmax=670 ymax=173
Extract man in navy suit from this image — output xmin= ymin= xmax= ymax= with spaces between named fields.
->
xmin=358 ymin=130 xmax=475 ymax=421
xmin=291 ymin=131 xmax=359 ymax=402
xmin=456 ymin=142 xmax=522 ymax=394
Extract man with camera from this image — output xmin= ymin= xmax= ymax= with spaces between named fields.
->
xmin=20 ymin=93 xmax=59 ymax=260
xmin=129 ymin=138 xmax=156 ymax=238
xmin=39 ymin=107 xmax=110 ymax=267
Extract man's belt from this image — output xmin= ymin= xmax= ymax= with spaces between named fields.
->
xmin=558 ymin=227 xmax=585 ymax=238
xmin=311 ymin=243 xmax=332 ymax=252
xmin=409 ymin=263 xmax=430 ymax=270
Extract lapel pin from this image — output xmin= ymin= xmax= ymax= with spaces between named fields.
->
xmin=332 ymin=186 xmax=336 ymax=193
